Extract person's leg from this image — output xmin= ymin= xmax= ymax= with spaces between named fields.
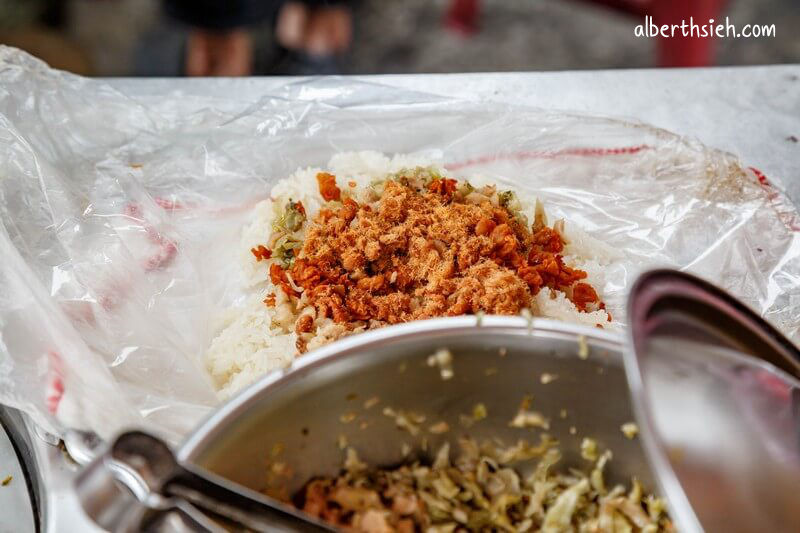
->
xmin=133 ymin=17 xmax=187 ymax=76
xmin=270 ymin=1 xmax=352 ymax=74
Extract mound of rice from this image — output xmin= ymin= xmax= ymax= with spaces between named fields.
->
xmin=206 ymin=152 xmax=621 ymax=398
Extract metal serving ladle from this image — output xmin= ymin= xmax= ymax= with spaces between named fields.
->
xmin=75 ymin=269 xmax=800 ymax=532
xmin=76 ymin=430 xmax=332 ymax=532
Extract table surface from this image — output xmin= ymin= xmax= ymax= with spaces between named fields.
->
xmin=0 ymin=423 xmax=36 ymax=533
xmin=107 ymin=65 xmax=800 ymax=208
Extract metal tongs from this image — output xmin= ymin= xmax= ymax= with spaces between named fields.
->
xmin=76 ymin=431 xmax=333 ymax=532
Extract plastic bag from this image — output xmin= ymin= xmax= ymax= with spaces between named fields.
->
xmin=1 ymin=47 xmax=798 ymax=443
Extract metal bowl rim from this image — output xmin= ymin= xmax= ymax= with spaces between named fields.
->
xmin=178 ymin=315 xmax=622 ymax=463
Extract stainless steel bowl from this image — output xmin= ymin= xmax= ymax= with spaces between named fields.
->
xmin=177 ymin=316 xmax=657 ymax=500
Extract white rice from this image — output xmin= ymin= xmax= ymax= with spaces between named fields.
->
xmin=206 ymin=152 xmax=618 ymax=399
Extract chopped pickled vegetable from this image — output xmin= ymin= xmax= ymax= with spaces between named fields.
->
xmin=295 ymin=437 xmax=672 ymax=532
xmin=621 ymin=422 xmax=640 ymax=439
xmin=578 ymin=335 xmax=590 ymax=359
xmin=428 ymin=421 xmax=450 ymax=435
xmin=510 ymin=395 xmax=550 ymax=429
xmin=581 ymin=437 xmax=599 ymax=461
xmin=383 ymin=407 xmax=426 ymax=436
xmin=427 ymin=348 xmax=454 ymax=380
xmin=363 ymin=396 xmax=380 ymax=409
xmin=540 ymin=372 xmax=558 ymax=384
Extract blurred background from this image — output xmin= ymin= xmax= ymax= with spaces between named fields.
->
xmin=0 ymin=0 xmax=797 ymax=77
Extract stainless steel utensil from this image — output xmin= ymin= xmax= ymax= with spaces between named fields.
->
xmin=177 ymin=317 xmax=653 ymax=513
xmin=626 ymin=269 xmax=800 ymax=533
xmin=78 ymin=317 xmax=654 ymax=531
xmin=76 ymin=430 xmax=332 ymax=531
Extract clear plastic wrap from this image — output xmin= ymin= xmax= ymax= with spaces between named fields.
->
xmin=1 ymin=47 xmax=798 ymax=443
